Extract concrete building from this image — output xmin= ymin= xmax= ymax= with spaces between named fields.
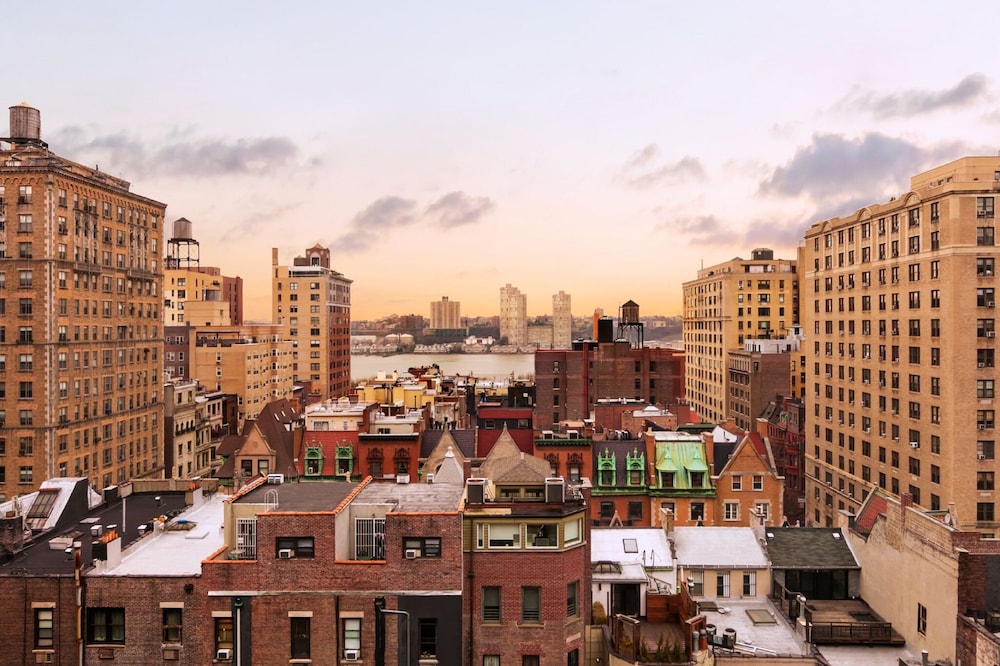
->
xmin=429 ymin=295 xmax=461 ymax=329
xmin=727 ymin=328 xmax=804 ymax=432
xmin=552 ymin=290 xmax=572 ymax=349
xmin=682 ymin=248 xmax=799 ymax=424
xmin=0 ymin=103 xmax=166 ymax=499
xmin=190 ymin=324 xmax=295 ymax=423
xmin=499 ymin=283 xmax=527 ymax=347
xmin=802 ymin=156 xmax=1000 ymax=533
xmin=272 ymin=245 xmax=352 ymax=401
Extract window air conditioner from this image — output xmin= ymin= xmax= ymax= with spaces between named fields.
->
xmin=910 ymin=442 xmax=920 ymax=449
xmin=216 ymin=648 xmax=232 ymax=660
xmin=405 ymin=548 xmax=419 ymax=560
xmin=979 ymin=453 xmax=988 ymax=460
xmin=344 ymin=649 xmax=361 ymax=661
xmin=278 ymin=548 xmax=294 ymax=559
xmin=980 ymin=363 xmax=987 ymax=368
xmin=35 ymin=654 xmax=54 ymax=664
xmin=988 ymin=331 xmax=997 ymax=338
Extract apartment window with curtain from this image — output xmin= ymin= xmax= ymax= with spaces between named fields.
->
xmin=35 ymin=608 xmax=54 ymax=649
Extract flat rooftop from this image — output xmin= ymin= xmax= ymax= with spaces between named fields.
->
xmin=701 ymin=599 xmax=808 ymax=657
xmin=89 ymin=492 xmax=226 ymax=577
xmin=353 ymin=480 xmax=464 ymax=513
xmin=234 ymin=480 xmax=358 ymax=512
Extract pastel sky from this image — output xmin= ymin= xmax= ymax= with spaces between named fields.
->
xmin=10 ymin=2 xmax=1000 ymax=320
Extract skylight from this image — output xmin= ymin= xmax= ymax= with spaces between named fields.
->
xmin=623 ymin=538 xmax=638 ymax=553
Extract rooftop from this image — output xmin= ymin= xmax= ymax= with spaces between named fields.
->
xmin=353 ymin=480 xmax=464 ymax=513
xmin=673 ymin=527 xmax=769 ymax=569
xmin=591 ymin=527 xmax=672 ymax=569
xmin=700 ymin=598 xmax=807 ymax=657
xmin=89 ymin=492 xmax=226 ymax=577
xmin=765 ymin=528 xmax=859 ymax=569
xmin=234 ymin=480 xmax=358 ymax=512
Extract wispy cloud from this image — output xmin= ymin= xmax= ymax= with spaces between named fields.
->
xmin=334 ymin=191 xmax=495 ymax=254
xmin=654 ymin=215 xmax=722 ymax=243
xmin=219 ymin=202 xmax=304 ymax=244
xmin=618 ymin=144 xmax=706 ymax=189
xmin=50 ymin=125 xmax=313 ymax=178
xmin=656 ymin=213 xmax=806 ymax=250
xmin=759 ymin=132 xmax=970 ymax=203
xmin=836 ymin=73 xmax=990 ymax=119
xmin=426 ymin=191 xmax=495 ymax=228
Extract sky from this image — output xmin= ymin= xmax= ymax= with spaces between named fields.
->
xmin=9 ymin=2 xmax=1000 ymax=320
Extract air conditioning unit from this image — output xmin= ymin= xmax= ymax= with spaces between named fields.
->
xmin=278 ymin=549 xmax=294 ymax=559
xmin=344 ymin=649 xmax=361 ymax=661
xmin=989 ymin=301 xmax=996 ymax=308
xmin=216 ymin=648 xmax=233 ymax=661
xmin=162 ymin=648 xmax=180 ymax=661
xmin=405 ymin=548 xmax=419 ymax=560
xmin=35 ymin=654 xmax=53 ymax=664
xmin=980 ymin=425 xmax=988 ymax=430
xmin=979 ymin=453 xmax=987 ymax=461
xmin=980 ymin=363 xmax=987 ymax=368
xmin=989 ymin=331 xmax=997 ymax=338
xmin=910 ymin=442 xmax=920 ymax=449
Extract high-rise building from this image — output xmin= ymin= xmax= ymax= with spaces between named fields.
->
xmin=682 ymin=249 xmax=799 ymax=424
xmin=803 ymin=156 xmax=1000 ymax=533
xmin=499 ymin=283 xmax=527 ymax=347
xmin=0 ymin=104 xmax=166 ymax=498
xmin=430 ymin=296 xmax=461 ymax=330
xmin=272 ymin=245 xmax=352 ymax=400
xmin=727 ymin=328 xmax=804 ymax=431
xmin=552 ymin=291 xmax=572 ymax=349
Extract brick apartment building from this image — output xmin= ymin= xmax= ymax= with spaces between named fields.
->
xmin=0 ymin=103 xmax=166 ymax=499
xmin=534 ymin=340 xmax=685 ymax=431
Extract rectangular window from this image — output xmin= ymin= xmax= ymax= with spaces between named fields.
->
xmin=690 ymin=502 xmax=705 ymax=522
xmin=162 ymin=607 xmax=182 ymax=643
xmin=483 ymin=587 xmax=501 ymax=623
xmin=567 ymin=580 xmax=579 ymax=617
xmin=35 ymin=608 xmax=54 ymax=648
xmin=716 ymin=572 xmax=730 ymax=598
xmin=689 ymin=570 xmax=704 ymax=596
xmin=418 ymin=618 xmax=437 ymax=659
xmin=731 ymin=475 xmax=742 ymax=491
xmin=521 ymin=587 xmax=541 ymax=623
xmin=343 ymin=617 xmax=361 ymax=657
xmin=87 ymin=607 xmax=125 ymax=645
xmin=724 ymin=502 xmax=739 ymax=521
xmin=743 ymin=571 xmax=757 ymax=597
xmin=978 ymin=502 xmax=995 ymax=522
xmin=291 ymin=616 xmax=311 ymax=659
xmin=752 ymin=475 xmax=764 ymax=491
xmin=276 ymin=536 xmax=315 ymax=558
xmin=917 ymin=603 xmax=927 ymax=635
xmin=488 ymin=524 xmax=520 ymax=548
xmin=403 ymin=536 xmax=442 ymax=558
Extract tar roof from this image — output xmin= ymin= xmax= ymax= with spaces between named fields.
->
xmin=765 ymin=528 xmax=859 ymax=569
xmin=353 ymin=480 xmax=463 ymax=513
xmin=234 ymin=480 xmax=358 ymax=512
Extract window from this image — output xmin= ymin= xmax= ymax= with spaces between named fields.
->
xmin=288 ymin=616 xmax=311 ymax=659
xmin=567 ymin=580 xmax=579 ymax=617
xmin=343 ymin=617 xmax=361 ymax=658
xmin=690 ymin=502 xmax=705 ymax=522
xmin=724 ymin=502 xmax=739 ymax=521
xmin=689 ymin=570 xmax=704 ymax=596
xmin=627 ymin=501 xmax=643 ymax=522
xmin=488 ymin=524 xmax=520 ymax=548
xmin=484 ymin=657 xmax=501 ymax=666
xmin=755 ymin=502 xmax=770 ymax=522
xmin=87 ymin=607 xmax=125 ymax=644
xmin=917 ymin=603 xmax=927 ymax=635
xmin=752 ymin=475 xmax=764 ymax=491
xmin=483 ymin=587 xmax=501 ymax=622
xmin=564 ymin=518 xmax=582 ymax=546
xmin=521 ymin=587 xmax=541 ymax=623
xmin=276 ymin=536 xmax=315 ymax=558
xmin=716 ymin=572 xmax=730 ymax=598
xmin=978 ymin=472 xmax=995 ymax=491
xmin=978 ymin=197 xmax=995 ymax=218
xmin=979 ymin=227 xmax=996 ymax=246
xmin=418 ymin=618 xmax=437 ymax=659
xmin=522 ymin=657 xmax=540 ymax=666
xmin=403 ymin=536 xmax=441 ymax=558
xmin=162 ymin=607 xmax=182 ymax=643
xmin=743 ymin=571 xmax=757 ymax=596
xmin=731 ymin=475 xmax=742 ymax=491
xmin=978 ymin=502 xmax=995 ymax=522
xmin=35 ymin=608 xmax=54 ymax=648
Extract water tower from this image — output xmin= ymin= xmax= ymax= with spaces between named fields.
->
xmin=617 ymin=300 xmax=644 ymax=349
xmin=165 ymin=217 xmax=200 ymax=270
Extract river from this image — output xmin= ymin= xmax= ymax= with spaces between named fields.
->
xmin=351 ymin=353 xmax=535 ymax=382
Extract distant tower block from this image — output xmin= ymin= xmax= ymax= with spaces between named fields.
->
xmin=165 ymin=217 xmax=200 ymax=270
xmin=617 ymin=300 xmax=644 ymax=349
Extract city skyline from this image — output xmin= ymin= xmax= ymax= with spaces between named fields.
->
xmin=7 ymin=3 xmax=1000 ymax=319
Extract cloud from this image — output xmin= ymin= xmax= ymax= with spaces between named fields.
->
xmin=758 ymin=132 xmax=968 ymax=201
xmin=618 ymin=144 xmax=706 ymax=189
xmin=837 ymin=73 xmax=990 ymax=119
xmin=426 ymin=191 xmax=496 ymax=228
xmin=49 ymin=125 xmax=311 ymax=178
xmin=654 ymin=215 xmax=722 ymax=243
xmin=219 ymin=202 xmax=303 ymax=244
xmin=334 ymin=191 xmax=495 ymax=254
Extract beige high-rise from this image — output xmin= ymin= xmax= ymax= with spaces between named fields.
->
xmin=552 ymin=291 xmax=572 ymax=349
xmin=682 ymin=249 xmax=799 ymax=424
xmin=272 ymin=245 xmax=352 ymax=400
xmin=803 ymin=156 xmax=1000 ymax=534
xmin=430 ymin=296 xmax=461 ymax=330
xmin=0 ymin=104 xmax=165 ymax=498
xmin=499 ymin=283 xmax=527 ymax=347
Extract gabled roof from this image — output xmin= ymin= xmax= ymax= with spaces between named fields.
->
xmin=214 ymin=399 xmax=301 ymax=479
xmin=423 ymin=431 xmax=467 ymax=479
xmin=765 ymin=528 xmax=859 ymax=569
xmin=479 ymin=427 xmax=550 ymax=484
xmin=421 ymin=428 xmax=475 ymax=459
xmin=431 ymin=447 xmax=465 ymax=486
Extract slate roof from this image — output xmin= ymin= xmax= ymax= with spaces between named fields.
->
xmin=421 ymin=428 xmax=475 ymax=458
xmin=765 ymin=528 xmax=859 ymax=569
xmin=423 ymin=431 xmax=468 ymax=481
xmin=215 ymin=398 xmax=302 ymax=478
xmin=479 ymin=427 xmax=550 ymax=484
